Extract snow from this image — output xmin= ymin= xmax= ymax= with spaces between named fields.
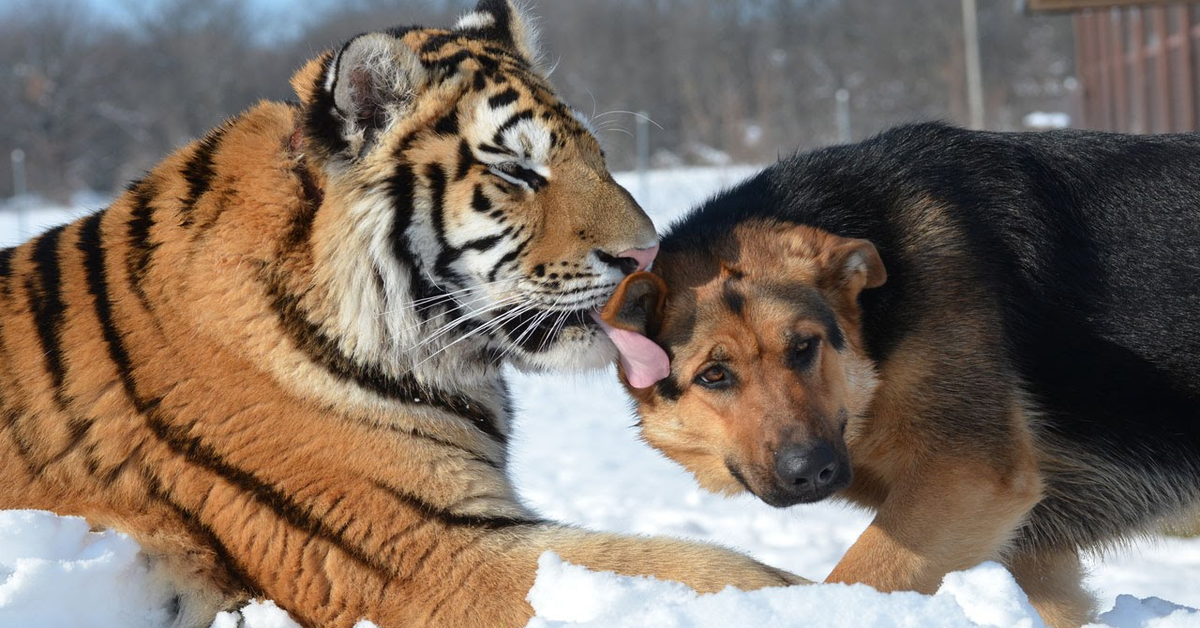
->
xmin=2 ymin=166 xmax=1200 ymax=627
xmin=1023 ymin=111 xmax=1071 ymax=130
xmin=0 ymin=510 xmax=176 ymax=628
xmin=0 ymin=193 xmax=103 ymax=248
xmin=527 ymin=553 xmax=1046 ymax=628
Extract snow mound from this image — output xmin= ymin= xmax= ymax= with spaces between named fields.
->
xmin=210 ymin=601 xmax=300 ymax=628
xmin=1093 ymin=595 xmax=1200 ymax=628
xmin=527 ymin=552 xmax=1041 ymax=628
xmin=0 ymin=511 xmax=384 ymax=628
xmin=527 ymin=552 xmax=1200 ymax=628
xmin=0 ymin=510 xmax=175 ymax=628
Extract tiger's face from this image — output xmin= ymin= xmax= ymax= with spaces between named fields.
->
xmin=293 ymin=1 xmax=657 ymax=375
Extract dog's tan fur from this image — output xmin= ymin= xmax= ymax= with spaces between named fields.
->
xmin=0 ymin=5 xmax=803 ymax=626
xmin=615 ymin=218 xmax=1085 ymax=626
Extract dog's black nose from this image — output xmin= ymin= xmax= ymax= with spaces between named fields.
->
xmin=774 ymin=441 xmax=842 ymax=494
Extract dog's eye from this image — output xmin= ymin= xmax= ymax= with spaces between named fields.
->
xmin=695 ymin=365 xmax=733 ymax=389
xmin=789 ymin=336 xmax=821 ymax=371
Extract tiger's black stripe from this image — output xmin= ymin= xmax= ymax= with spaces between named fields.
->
xmin=28 ymin=225 xmax=69 ymax=408
xmin=505 ymin=167 xmax=547 ymax=191
xmin=36 ymin=213 xmax=127 ymax=472
xmin=2 ymin=406 xmax=40 ymax=476
xmin=0 ymin=247 xmax=13 ymax=278
xmin=372 ymin=481 xmax=543 ymax=529
xmin=487 ymin=238 xmax=528 ymax=283
xmin=282 ymin=162 xmax=323 ymax=253
xmin=462 ymin=235 xmax=503 ymax=253
xmin=79 ymin=210 xmax=141 ymax=405
xmin=388 ymin=163 xmax=445 ymax=304
xmin=140 ymin=467 xmax=265 ymax=600
xmin=78 ymin=210 xmax=156 ymax=486
xmin=477 ymin=143 xmax=516 ymax=157
xmin=388 ymin=164 xmax=419 ymax=263
xmin=434 ymin=110 xmax=460 ymax=136
xmin=492 ymin=110 xmax=535 ymax=145
xmin=143 ymin=405 xmax=392 ymax=575
xmin=0 ymin=247 xmax=14 ymax=300
xmin=126 ymin=179 xmax=161 ymax=311
xmin=179 ymin=127 xmax=228 ymax=228
xmin=418 ymin=33 xmax=456 ymax=55
xmin=430 ymin=50 xmax=472 ymax=73
xmin=263 ymin=276 xmax=507 ymax=444
xmin=352 ymin=416 xmax=502 ymax=471
xmin=144 ymin=399 xmax=526 ymax=590
xmin=471 ymin=186 xmax=492 ymax=213
xmin=487 ymin=88 xmax=520 ymax=109
xmin=34 ymin=415 xmax=94 ymax=473
xmin=424 ymin=543 xmax=495 ymax=623
xmin=427 ymin=164 xmax=470 ymax=286
xmin=455 ymin=140 xmax=476 ymax=181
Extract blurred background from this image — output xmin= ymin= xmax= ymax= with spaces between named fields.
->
xmin=0 ymin=0 xmax=1196 ymax=204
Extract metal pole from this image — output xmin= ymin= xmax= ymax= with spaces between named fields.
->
xmin=962 ymin=0 xmax=985 ymax=129
xmin=11 ymin=149 xmax=28 ymax=240
xmin=835 ymin=88 xmax=852 ymax=143
xmin=636 ymin=111 xmax=651 ymax=208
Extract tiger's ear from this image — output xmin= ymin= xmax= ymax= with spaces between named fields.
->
xmin=454 ymin=0 xmax=543 ymax=66
xmin=297 ymin=33 xmax=428 ymax=160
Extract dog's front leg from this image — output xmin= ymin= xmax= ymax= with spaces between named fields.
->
xmin=826 ymin=456 xmax=1043 ymax=595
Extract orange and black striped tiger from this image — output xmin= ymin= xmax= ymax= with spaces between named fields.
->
xmin=0 ymin=2 xmax=801 ymax=626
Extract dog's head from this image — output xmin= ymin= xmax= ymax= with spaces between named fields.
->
xmin=606 ymin=220 xmax=886 ymax=507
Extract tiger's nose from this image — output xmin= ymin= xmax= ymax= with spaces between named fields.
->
xmin=618 ymin=244 xmax=659 ymax=272
xmin=597 ymin=244 xmax=659 ymax=275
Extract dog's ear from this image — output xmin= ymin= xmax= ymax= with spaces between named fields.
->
xmin=818 ymin=236 xmax=887 ymax=298
xmin=454 ymin=0 xmax=543 ymax=66
xmin=601 ymin=271 xmax=668 ymax=339
xmin=296 ymin=33 xmax=428 ymax=160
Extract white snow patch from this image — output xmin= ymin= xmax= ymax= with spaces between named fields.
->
xmin=1023 ymin=111 xmax=1071 ymax=129
xmin=527 ymin=552 xmax=1042 ymax=628
xmin=1092 ymin=596 xmax=1200 ymax=628
xmin=209 ymin=601 xmax=378 ymax=628
xmin=0 ymin=510 xmax=175 ymax=628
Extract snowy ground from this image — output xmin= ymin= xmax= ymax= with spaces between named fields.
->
xmin=1 ymin=167 xmax=1199 ymax=627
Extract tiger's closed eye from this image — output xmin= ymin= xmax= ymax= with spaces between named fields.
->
xmin=491 ymin=162 xmax=527 ymax=176
xmin=488 ymin=162 xmax=545 ymax=190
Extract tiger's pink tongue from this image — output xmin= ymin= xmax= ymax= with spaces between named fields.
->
xmin=590 ymin=311 xmax=670 ymax=389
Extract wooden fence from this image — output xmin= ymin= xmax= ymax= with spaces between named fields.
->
xmin=1073 ymin=3 xmax=1200 ymax=132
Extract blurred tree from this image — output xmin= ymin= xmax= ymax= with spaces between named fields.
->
xmin=0 ymin=0 xmax=1075 ymax=200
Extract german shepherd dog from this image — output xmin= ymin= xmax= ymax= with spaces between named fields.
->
xmin=600 ymin=122 xmax=1200 ymax=627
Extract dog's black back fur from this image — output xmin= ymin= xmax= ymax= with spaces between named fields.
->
xmin=664 ymin=122 xmax=1200 ymax=552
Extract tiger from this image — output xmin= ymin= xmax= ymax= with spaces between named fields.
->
xmin=0 ymin=2 xmax=804 ymax=626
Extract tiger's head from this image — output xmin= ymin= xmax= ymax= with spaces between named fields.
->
xmin=289 ymin=0 xmax=657 ymax=375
